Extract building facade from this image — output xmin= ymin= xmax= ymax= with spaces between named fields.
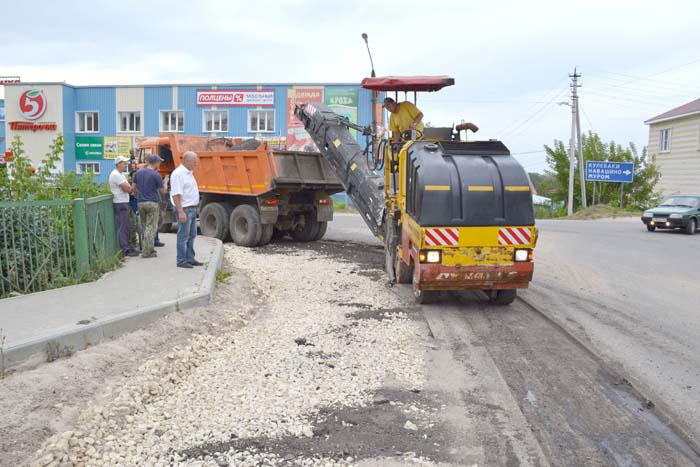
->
xmin=645 ymin=98 xmax=700 ymax=196
xmin=0 ymin=99 xmax=5 ymax=155
xmin=3 ymin=82 xmax=382 ymax=183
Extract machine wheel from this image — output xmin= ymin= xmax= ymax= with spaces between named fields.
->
xmin=258 ymin=224 xmax=274 ymax=246
xmin=290 ymin=213 xmax=319 ymax=242
xmin=646 ymin=224 xmax=656 ymax=232
xmin=489 ymin=289 xmax=517 ymax=306
xmin=200 ymin=203 xmax=230 ymax=241
xmin=412 ymin=266 xmax=438 ymax=304
xmin=395 ymin=254 xmax=413 ymax=284
xmin=685 ymin=218 xmax=697 ymax=235
xmin=230 ymin=205 xmax=263 ymax=247
xmin=314 ymin=221 xmax=328 ymax=241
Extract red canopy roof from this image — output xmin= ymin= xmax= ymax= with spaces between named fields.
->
xmin=361 ymin=75 xmax=455 ymax=92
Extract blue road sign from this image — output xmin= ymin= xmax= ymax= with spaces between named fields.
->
xmin=585 ymin=161 xmax=634 ymax=183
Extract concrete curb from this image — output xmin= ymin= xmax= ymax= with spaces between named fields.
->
xmin=4 ymin=239 xmax=225 ymax=370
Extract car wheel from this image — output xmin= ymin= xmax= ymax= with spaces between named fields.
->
xmin=646 ymin=224 xmax=656 ymax=232
xmin=685 ymin=218 xmax=697 ymax=235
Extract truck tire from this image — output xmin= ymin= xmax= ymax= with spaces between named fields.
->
xmin=685 ymin=218 xmax=697 ymax=235
xmin=258 ymin=224 xmax=274 ymax=246
xmin=489 ymin=289 xmax=517 ymax=306
xmin=230 ymin=205 xmax=263 ymax=247
xmin=313 ymin=221 xmax=328 ymax=241
xmin=158 ymin=222 xmax=173 ymax=234
xmin=200 ymin=203 xmax=230 ymax=241
xmin=272 ymin=228 xmax=288 ymax=240
xmin=290 ymin=213 xmax=319 ymax=242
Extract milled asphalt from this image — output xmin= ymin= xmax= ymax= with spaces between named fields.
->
xmin=0 ymin=233 xmax=223 ymax=369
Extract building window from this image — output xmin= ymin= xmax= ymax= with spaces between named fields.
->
xmin=77 ymin=162 xmax=101 ymax=175
xmin=248 ymin=109 xmax=275 ymax=133
xmin=203 ymin=110 xmax=228 ymax=132
xmin=659 ymin=128 xmax=671 ymax=152
xmin=76 ymin=112 xmax=99 ymax=133
xmin=161 ymin=110 xmax=184 ymax=132
xmin=118 ymin=111 xmax=141 ymax=132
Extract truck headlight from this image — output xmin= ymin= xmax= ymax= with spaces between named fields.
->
xmin=514 ymin=249 xmax=531 ymax=262
xmin=669 ymin=213 xmax=682 ymax=219
xmin=419 ymin=250 xmax=441 ymax=264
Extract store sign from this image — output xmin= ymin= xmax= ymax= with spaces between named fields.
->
xmin=18 ymin=89 xmax=47 ymax=120
xmin=104 ymin=136 xmax=132 ymax=160
xmin=196 ymin=90 xmax=274 ymax=106
xmin=75 ymin=136 xmax=104 ymax=160
xmin=0 ymin=76 xmax=21 ymax=84
xmin=9 ymin=121 xmax=57 ymax=131
xmin=286 ymin=87 xmax=323 ymax=151
xmin=325 ymin=87 xmax=358 ymax=136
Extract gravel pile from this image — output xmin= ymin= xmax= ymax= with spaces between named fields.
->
xmin=33 ymin=244 xmax=425 ymax=466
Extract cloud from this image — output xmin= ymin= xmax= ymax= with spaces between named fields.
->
xmin=2 ymin=0 xmax=699 ymax=172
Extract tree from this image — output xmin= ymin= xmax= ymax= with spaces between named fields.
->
xmin=543 ymin=131 xmax=660 ymax=210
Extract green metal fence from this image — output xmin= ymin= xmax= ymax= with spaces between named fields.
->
xmin=0 ymin=194 xmax=119 ymax=297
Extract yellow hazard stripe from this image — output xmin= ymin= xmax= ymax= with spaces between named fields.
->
xmin=424 ymin=185 xmax=450 ymax=191
xmin=350 ymin=162 xmax=357 ymax=171
xmin=251 ymin=184 xmax=266 ymax=188
xmin=505 ymin=186 xmax=530 ymax=192
xmin=333 ymin=139 xmax=342 ymax=148
xmin=468 ymin=185 xmax=494 ymax=191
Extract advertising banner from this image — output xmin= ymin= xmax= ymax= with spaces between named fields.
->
xmin=196 ymin=90 xmax=274 ymax=106
xmin=286 ymin=87 xmax=324 ymax=151
xmin=75 ymin=136 xmax=103 ymax=160
xmin=104 ymin=136 xmax=132 ymax=160
xmin=325 ymin=87 xmax=358 ymax=137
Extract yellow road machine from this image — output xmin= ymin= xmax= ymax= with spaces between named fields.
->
xmin=295 ymin=76 xmax=537 ymax=304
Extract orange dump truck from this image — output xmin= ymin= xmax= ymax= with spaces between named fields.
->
xmin=136 ymin=134 xmax=343 ymax=246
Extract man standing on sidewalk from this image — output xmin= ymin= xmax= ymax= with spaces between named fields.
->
xmin=109 ymin=156 xmax=138 ymax=257
xmin=170 ymin=151 xmax=202 ymax=269
xmin=133 ymin=155 xmax=169 ymax=259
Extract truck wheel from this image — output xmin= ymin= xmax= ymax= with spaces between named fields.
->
xmin=646 ymin=224 xmax=656 ymax=232
xmin=158 ymin=222 xmax=173 ymax=234
xmin=200 ymin=203 xmax=230 ymax=241
xmin=230 ymin=205 xmax=263 ymax=247
xmin=489 ymin=289 xmax=517 ymax=306
xmin=314 ymin=221 xmax=328 ymax=241
xmin=685 ymin=218 xmax=697 ymax=235
xmin=258 ymin=224 xmax=274 ymax=246
xmin=395 ymin=254 xmax=413 ymax=284
xmin=290 ymin=213 xmax=319 ymax=242
xmin=272 ymin=228 xmax=288 ymax=240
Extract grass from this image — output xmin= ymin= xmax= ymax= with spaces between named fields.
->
xmin=216 ymin=270 xmax=233 ymax=284
xmin=563 ymin=204 xmax=642 ymax=220
xmin=46 ymin=340 xmax=74 ymax=363
xmin=333 ymin=200 xmax=357 ymax=213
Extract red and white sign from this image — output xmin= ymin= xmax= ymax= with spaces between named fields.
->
xmin=9 ymin=121 xmax=57 ymax=132
xmin=424 ymin=228 xmax=459 ymax=246
xmin=196 ymin=90 xmax=274 ymax=106
xmin=18 ymin=89 xmax=47 ymax=120
xmin=0 ymin=76 xmax=21 ymax=84
xmin=498 ymin=227 xmax=532 ymax=246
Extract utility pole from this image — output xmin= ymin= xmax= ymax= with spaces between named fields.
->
xmin=573 ymin=70 xmax=587 ymax=208
xmin=566 ymin=68 xmax=585 ymax=215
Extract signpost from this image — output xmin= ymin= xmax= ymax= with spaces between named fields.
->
xmin=585 ymin=161 xmax=634 ymax=206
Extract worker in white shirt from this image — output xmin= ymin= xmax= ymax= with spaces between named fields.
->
xmin=109 ymin=156 xmax=138 ymax=257
xmin=170 ymin=151 xmax=202 ymax=268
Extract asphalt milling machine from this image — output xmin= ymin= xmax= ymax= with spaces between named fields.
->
xmin=294 ymin=76 xmax=537 ymax=304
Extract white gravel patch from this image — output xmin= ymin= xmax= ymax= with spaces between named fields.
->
xmin=33 ymin=244 xmax=425 ymax=466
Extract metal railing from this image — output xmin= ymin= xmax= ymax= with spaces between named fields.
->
xmin=0 ymin=194 xmax=119 ymax=297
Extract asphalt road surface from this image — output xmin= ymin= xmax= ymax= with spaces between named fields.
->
xmin=326 ymin=213 xmax=700 ymax=463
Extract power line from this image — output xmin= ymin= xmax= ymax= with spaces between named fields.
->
xmin=496 ymin=77 xmax=569 ymax=136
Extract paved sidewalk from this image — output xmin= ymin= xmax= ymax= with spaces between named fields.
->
xmin=0 ymin=233 xmax=224 ymax=369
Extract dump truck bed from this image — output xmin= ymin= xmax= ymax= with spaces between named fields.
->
xmin=154 ymin=134 xmax=342 ymax=196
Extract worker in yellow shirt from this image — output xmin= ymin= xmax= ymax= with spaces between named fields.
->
xmin=383 ymin=97 xmax=425 ymax=143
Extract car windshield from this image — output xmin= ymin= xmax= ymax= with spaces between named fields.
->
xmin=659 ymin=197 xmax=699 ymax=208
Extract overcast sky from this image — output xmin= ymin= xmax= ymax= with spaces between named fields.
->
xmin=2 ymin=0 xmax=700 ymax=173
